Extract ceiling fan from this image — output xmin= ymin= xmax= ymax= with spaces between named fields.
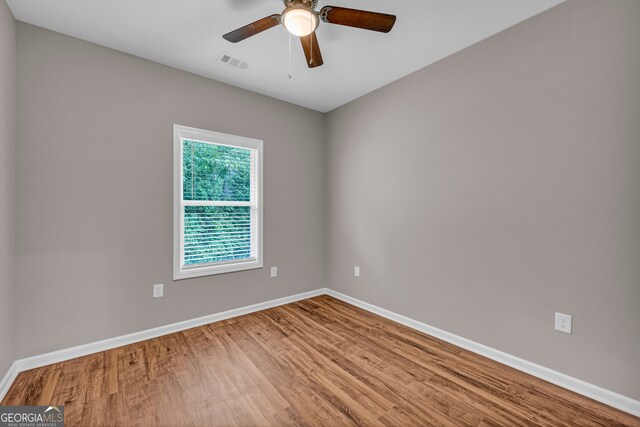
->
xmin=222 ymin=0 xmax=396 ymax=68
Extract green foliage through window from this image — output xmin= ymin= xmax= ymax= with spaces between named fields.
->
xmin=183 ymin=140 xmax=251 ymax=202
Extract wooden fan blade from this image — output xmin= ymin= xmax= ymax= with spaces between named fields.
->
xmin=320 ymin=6 xmax=396 ymax=33
xmin=223 ymin=14 xmax=281 ymax=43
xmin=300 ymin=32 xmax=324 ymax=68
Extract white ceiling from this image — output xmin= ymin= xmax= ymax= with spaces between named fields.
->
xmin=7 ymin=0 xmax=564 ymax=112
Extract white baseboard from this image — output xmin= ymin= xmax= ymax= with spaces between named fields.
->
xmin=1 ymin=287 xmax=638 ymax=418
xmin=0 ymin=288 xmax=327 ymax=402
xmin=325 ymin=289 xmax=640 ymax=417
xmin=0 ymin=362 xmax=19 ymax=404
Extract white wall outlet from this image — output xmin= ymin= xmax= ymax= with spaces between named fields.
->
xmin=270 ymin=266 xmax=278 ymax=278
xmin=555 ymin=312 xmax=572 ymax=334
xmin=354 ymin=266 xmax=360 ymax=277
xmin=153 ymin=284 xmax=163 ymax=298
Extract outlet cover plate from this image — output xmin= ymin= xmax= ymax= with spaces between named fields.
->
xmin=555 ymin=312 xmax=572 ymax=334
xmin=153 ymin=284 xmax=163 ymax=298
xmin=271 ymin=267 xmax=278 ymax=277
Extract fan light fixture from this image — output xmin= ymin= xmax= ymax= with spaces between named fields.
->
xmin=281 ymin=5 xmax=319 ymax=37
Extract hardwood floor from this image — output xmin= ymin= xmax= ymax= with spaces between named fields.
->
xmin=2 ymin=295 xmax=638 ymax=426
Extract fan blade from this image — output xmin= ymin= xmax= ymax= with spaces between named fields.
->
xmin=300 ymin=32 xmax=324 ymax=68
xmin=320 ymin=6 xmax=396 ymax=33
xmin=223 ymin=14 xmax=281 ymax=43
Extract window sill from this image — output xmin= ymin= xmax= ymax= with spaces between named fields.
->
xmin=173 ymin=259 xmax=263 ymax=280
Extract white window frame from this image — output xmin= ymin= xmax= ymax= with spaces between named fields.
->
xmin=173 ymin=124 xmax=263 ymax=280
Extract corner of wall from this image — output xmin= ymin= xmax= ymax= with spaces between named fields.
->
xmin=0 ymin=0 xmax=17 ymax=379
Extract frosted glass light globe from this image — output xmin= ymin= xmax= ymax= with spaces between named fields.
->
xmin=282 ymin=6 xmax=319 ymax=37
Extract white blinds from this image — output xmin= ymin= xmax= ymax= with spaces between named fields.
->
xmin=181 ymin=140 xmax=258 ymax=268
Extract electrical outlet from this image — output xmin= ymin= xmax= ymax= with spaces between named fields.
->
xmin=555 ymin=312 xmax=572 ymax=334
xmin=153 ymin=284 xmax=163 ymax=298
xmin=271 ymin=266 xmax=278 ymax=277
xmin=354 ymin=266 xmax=360 ymax=277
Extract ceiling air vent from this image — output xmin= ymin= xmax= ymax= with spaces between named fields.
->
xmin=217 ymin=53 xmax=248 ymax=70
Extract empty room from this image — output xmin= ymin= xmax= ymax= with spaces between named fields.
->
xmin=0 ymin=0 xmax=638 ymax=425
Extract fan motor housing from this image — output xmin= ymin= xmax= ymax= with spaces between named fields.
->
xmin=283 ymin=0 xmax=318 ymax=9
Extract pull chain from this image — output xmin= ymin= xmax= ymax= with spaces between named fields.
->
xmin=288 ymin=32 xmax=292 ymax=79
xmin=309 ymin=15 xmax=313 ymax=65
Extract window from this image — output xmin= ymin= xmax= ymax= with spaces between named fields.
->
xmin=174 ymin=125 xmax=263 ymax=279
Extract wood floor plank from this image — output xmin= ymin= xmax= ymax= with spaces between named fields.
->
xmin=2 ymin=295 xmax=638 ymax=426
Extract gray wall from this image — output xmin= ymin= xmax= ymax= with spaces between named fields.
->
xmin=14 ymin=23 xmax=326 ymax=359
xmin=0 ymin=0 xmax=16 ymax=376
xmin=326 ymin=0 xmax=640 ymax=400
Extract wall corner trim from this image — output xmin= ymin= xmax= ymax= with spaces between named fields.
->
xmin=1 ymin=287 xmax=638 ymax=418
xmin=325 ymin=289 xmax=640 ymax=417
